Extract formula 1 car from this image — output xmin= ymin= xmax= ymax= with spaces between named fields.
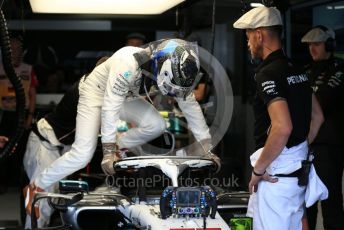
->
xmin=31 ymin=156 xmax=250 ymax=230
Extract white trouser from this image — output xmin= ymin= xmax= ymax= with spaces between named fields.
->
xmin=247 ymin=141 xmax=308 ymax=230
xmin=29 ymin=78 xmax=165 ymax=227
xmin=23 ymin=118 xmax=70 ymax=229
xmin=76 ymin=75 xmax=165 ymax=150
xmin=117 ymin=97 xmax=166 ymax=149
xmin=34 ymin=77 xmax=165 ymax=188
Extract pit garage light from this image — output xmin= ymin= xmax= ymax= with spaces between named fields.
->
xmin=326 ymin=5 xmax=344 ymax=10
xmin=29 ymin=0 xmax=185 ymax=15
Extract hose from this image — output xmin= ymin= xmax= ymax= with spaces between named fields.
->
xmin=0 ymin=10 xmax=26 ymax=162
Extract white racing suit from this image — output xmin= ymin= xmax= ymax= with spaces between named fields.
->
xmin=100 ymin=47 xmax=210 ymax=146
xmin=27 ymin=46 xmax=210 ymax=228
xmin=247 ymin=141 xmax=328 ymax=230
xmin=23 ymin=118 xmax=71 ymax=228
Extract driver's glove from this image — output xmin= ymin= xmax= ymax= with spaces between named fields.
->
xmin=199 ymin=139 xmax=221 ymax=174
xmin=101 ymin=143 xmax=127 ymax=175
xmin=204 ymin=151 xmax=221 ymax=174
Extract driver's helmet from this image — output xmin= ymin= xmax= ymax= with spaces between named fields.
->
xmin=152 ymin=39 xmax=201 ymax=98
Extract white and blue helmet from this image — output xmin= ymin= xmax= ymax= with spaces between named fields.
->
xmin=152 ymin=39 xmax=201 ymax=98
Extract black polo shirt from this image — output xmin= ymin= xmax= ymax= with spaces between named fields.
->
xmin=253 ymin=49 xmax=312 ymax=150
xmin=45 ymin=81 xmax=79 ymax=145
xmin=306 ymin=57 xmax=344 ymax=145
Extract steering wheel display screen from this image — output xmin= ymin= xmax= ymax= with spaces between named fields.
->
xmin=176 ymin=189 xmax=200 ymax=207
xmin=160 ymin=186 xmax=217 ymax=219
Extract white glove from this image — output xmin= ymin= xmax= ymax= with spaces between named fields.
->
xmin=102 ymin=143 xmax=123 ymax=175
xmin=101 ymin=153 xmax=118 ymax=175
xmin=205 ymin=151 xmax=221 ymax=174
xmin=101 ymin=149 xmax=127 ymax=175
xmin=199 ymin=139 xmax=221 ymax=173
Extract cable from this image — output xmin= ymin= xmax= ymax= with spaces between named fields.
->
xmin=202 ymin=0 xmax=216 ymax=107
xmin=31 ymin=194 xmax=77 ymax=230
xmin=216 ymin=192 xmax=250 ymax=202
xmin=143 ymin=74 xmax=155 ymax=104
xmin=142 ymin=70 xmax=176 ymax=156
xmin=210 ymin=0 xmax=216 ymax=55
xmin=203 ymin=213 xmax=207 ymax=230
xmin=163 ymin=130 xmax=175 ymax=155
xmin=0 ymin=10 xmax=26 ymax=162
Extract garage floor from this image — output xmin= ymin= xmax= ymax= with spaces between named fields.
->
xmin=0 ymin=187 xmax=22 ymax=229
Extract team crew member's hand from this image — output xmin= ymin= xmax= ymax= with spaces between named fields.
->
xmin=248 ymin=169 xmax=278 ymax=194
